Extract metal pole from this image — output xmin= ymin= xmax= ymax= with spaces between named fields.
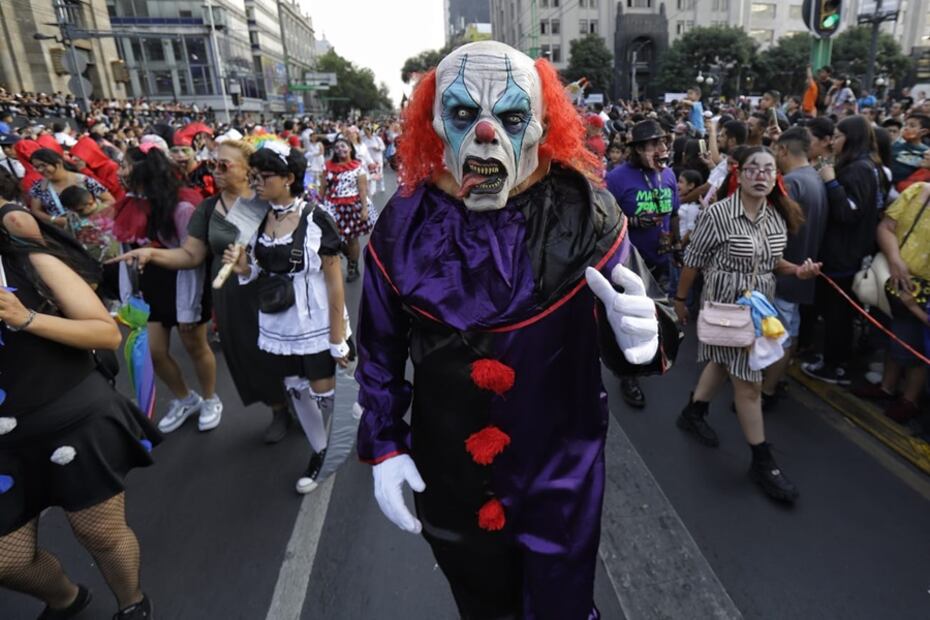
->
xmin=54 ymin=0 xmax=89 ymax=113
xmin=864 ymin=0 xmax=883 ymax=93
xmin=205 ymin=0 xmax=231 ymax=122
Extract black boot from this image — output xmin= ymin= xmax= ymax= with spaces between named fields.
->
xmin=620 ymin=377 xmax=646 ymax=409
xmin=37 ymin=585 xmax=92 ymax=619
xmin=346 ymin=260 xmax=360 ymax=283
xmin=113 ymin=594 xmax=152 ymax=619
xmin=676 ymin=394 xmax=719 ymax=447
xmin=748 ymin=442 xmax=799 ymax=504
xmin=263 ymin=405 xmax=292 ymax=444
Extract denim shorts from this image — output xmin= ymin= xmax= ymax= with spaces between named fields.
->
xmin=774 ymin=297 xmax=802 ymax=345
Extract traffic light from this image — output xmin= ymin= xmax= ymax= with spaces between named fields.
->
xmin=802 ymin=0 xmax=843 ymax=37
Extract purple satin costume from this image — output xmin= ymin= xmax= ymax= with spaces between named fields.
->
xmin=355 ymin=177 xmax=638 ymax=619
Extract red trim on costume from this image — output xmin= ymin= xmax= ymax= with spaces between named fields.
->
xmin=359 ymin=450 xmax=407 ymax=465
xmin=465 ymin=426 xmax=512 ymax=465
xmin=478 ymin=498 xmax=506 ymax=531
xmin=487 ymin=217 xmax=628 ymax=333
xmin=325 ymin=160 xmax=361 ymax=174
xmin=367 ymin=218 xmax=628 ymax=334
xmin=470 ymin=359 xmax=516 ymax=396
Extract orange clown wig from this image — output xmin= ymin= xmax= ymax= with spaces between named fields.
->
xmin=397 ymin=58 xmax=604 ymax=195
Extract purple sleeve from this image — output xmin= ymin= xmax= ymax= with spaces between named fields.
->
xmin=355 ymin=246 xmax=414 ymax=464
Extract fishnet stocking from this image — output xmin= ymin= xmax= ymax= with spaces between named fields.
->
xmin=0 ymin=519 xmax=78 ymax=608
xmin=66 ymin=493 xmax=143 ymax=608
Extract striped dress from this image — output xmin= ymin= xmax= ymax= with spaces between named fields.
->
xmin=683 ymin=192 xmax=788 ymax=382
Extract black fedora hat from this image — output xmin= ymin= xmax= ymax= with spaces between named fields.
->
xmin=628 ymin=119 xmax=668 ymax=145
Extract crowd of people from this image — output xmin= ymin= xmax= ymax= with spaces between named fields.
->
xmin=589 ymin=65 xmax=929 ymax=469
xmin=0 ymin=93 xmax=400 ymax=618
xmin=0 ymin=52 xmax=928 ymax=618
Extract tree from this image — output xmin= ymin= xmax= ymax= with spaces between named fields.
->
xmin=401 ymin=43 xmax=458 ymax=83
xmin=830 ymin=26 xmax=912 ymax=92
xmin=562 ymin=34 xmax=614 ymax=94
xmin=655 ymin=26 xmax=757 ymax=98
xmin=753 ymin=33 xmax=812 ymax=98
xmin=315 ymin=49 xmax=393 ymax=116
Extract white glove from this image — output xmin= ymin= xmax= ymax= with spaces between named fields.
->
xmin=585 ymin=264 xmax=659 ymax=365
xmin=372 ymin=454 xmax=426 ymax=534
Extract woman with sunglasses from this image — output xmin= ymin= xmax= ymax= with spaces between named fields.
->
xmin=321 ymin=138 xmax=371 ymax=283
xmin=673 ymin=146 xmax=820 ymax=504
xmin=110 ymin=140 xmax=294 ymax=443
xmin=110 ymin=144 xmax=223 ymax=436
xmin=224 ymin=142 xmax=352 ymax=493
xmin=28 ymin=149 xmax=115 ymax=227
xmin=802 ymin=115 xmax=886 ymax=386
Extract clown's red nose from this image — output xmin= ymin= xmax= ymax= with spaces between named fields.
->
xmin=475 ymin=120 xmax=496 ymax=144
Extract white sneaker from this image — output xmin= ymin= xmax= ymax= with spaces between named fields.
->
xmin=198 ymin=395 xmax=223 ymax=431
xmin=158 ymin=392 xmax=203 ymax=433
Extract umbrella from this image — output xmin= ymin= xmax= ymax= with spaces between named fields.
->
xmin=116 ymin=262 xmax=156 ymax=418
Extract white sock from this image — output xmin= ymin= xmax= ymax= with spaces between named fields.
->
xmin=284 ymin=376 xmax=328 ymax=452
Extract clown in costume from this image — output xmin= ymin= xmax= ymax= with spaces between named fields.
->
xmin=355 ymin=42 xmax=680 ymax=619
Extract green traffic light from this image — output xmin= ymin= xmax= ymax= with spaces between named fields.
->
xmin=821 ymin=14 xmax=840 ymax=29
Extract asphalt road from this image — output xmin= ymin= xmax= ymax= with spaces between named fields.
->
xmin=4 ymin=170 xmax=929 ymax=620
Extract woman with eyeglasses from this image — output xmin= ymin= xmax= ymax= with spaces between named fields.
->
xmin=110 ymin=144 xmax=223 ymax=436
xmin=28 ymin=149 xmax=115 ymax=228
xmin=109 ymin=141 xmax=294 ymax=443
xmin=673 ymin=146 xmax=821 ymax=504
xmin=321 ymin=138 xmax=372 ymax=283
xmin=224 ymin=143 xmax=352 ymax=493
xmin=801 ymin=115 xmax=886 ymax=386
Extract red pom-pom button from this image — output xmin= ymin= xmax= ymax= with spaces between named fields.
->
xmin=465 ymin=426 xmax=511 ymax=465
xmin=470 ymin=359 xmax=515 ymax=396
xmin=478 ymin=497 xmax=506 ymax=531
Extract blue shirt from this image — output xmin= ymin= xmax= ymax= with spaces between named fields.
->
xmin=689 ymin=100 xmax=705 ymax=134
xmin=0 ymin=121 xmax=9 ymax=135
xmin=605 ymin=162 xmax=680 ymax=267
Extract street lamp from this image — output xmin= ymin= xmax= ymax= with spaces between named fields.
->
xmin=705 ymin=76 xmax=715 ymax=86
xmin=696 ymin=71 xmax=705 ymax=84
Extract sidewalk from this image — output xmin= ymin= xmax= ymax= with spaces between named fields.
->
xmin=789 ymin=363 xmax=930 ymax=475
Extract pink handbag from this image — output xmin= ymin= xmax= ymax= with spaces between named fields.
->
xmin=697 ymin=301 xmax=755 ymax=348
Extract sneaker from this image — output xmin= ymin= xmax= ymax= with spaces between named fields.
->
xmin=296 ymin=448 xmax=327 ymax=494
xmin=198 ymin=395 xmax=223 ymax=431
xmin=749 ymin=459 xmax=799 ymax=504
xmin=864 ymin=370 xmax=883 ymax=385
xmin=38 ymin=584 xmax=92 ymax=619
xmin=113 ymin=593 xmax=153 ymax=619
xmin=884 ymin=398 xmax=920 ymax=424
xmin=157 ymin=392 xmax=203 ymax=433
xmin=800 ymin=360 xmax=851 ymax=386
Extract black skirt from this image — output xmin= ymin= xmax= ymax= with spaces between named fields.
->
xmin=0 ymin=371 xmax=162 ymax=536
xmin=139 ymin=263 xmax=213 ymax=327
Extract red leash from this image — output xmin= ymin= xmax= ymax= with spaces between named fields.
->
xmin=819 ymin=273 xmax=930 ymax=367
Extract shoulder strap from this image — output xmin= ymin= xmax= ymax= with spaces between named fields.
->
xmin=288 ymin=202 xmax=314 ymax=272
xmin=900 ymin=187 xmax=930 ymax=249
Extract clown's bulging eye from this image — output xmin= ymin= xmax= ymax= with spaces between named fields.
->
xmin=450 ymin=106 xmax=479 ymax=129
xmin=498 ymin=110 xmax=528 ymax=134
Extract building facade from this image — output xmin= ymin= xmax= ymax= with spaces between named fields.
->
xmin=0 ymin=0 xmax=126 ymax=100
xmin=445 ymin=0 xmax=491 ymax=43
xmin=245 ymin=0 xmax=288 ymax=113
xmin=278 ymin=0 xmax=315 ymax=114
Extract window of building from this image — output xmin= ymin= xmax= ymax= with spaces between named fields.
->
xmin=553 ymin=0 xmax=559 ymax=7
xmin=677 ymin=0 xmax=694 ymax=9
xmin=579 ymin=0 xmax=586 ymax=7
xmin=152 ymin=70 xmax=174 ymax=95
xmin=144 ymin=39 xmax=164 ymax=62
xmin=751 ymin=3 xmax=775 ymax=20
xmin=590 ymin=0 xmax=597 ymax=7
xmin=749 ymin=28 xmax=774 ymax=44
xmin=628 ymin=0 xmax=652 ymax=7
xmin=579 ymin=19 xmax=588 ymax=34
xmin=712 ymin=0 xmax=729 ymax=10
xmin=541 ymin=0 xmax=549 ymax=7
xmin=551 ymin=18 xmax=560 ymax=34
xmin=676 ymin=20 xmax=694 ymax=35
xmin=541 ymin=20 xmax=548 ymax=34
xmin=789 ymin=5 xmax=803 ymax=20
xmin=589 ymin=19 xmax=598 ymax=34
xmin=179 ymin=9 xmax=192 ymax=17
xmin=551 ymin=44 xmax=561 ymax=63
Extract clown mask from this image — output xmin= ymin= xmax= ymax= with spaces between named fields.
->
xmin=432 ymin=42 xmax=544 ymax=211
